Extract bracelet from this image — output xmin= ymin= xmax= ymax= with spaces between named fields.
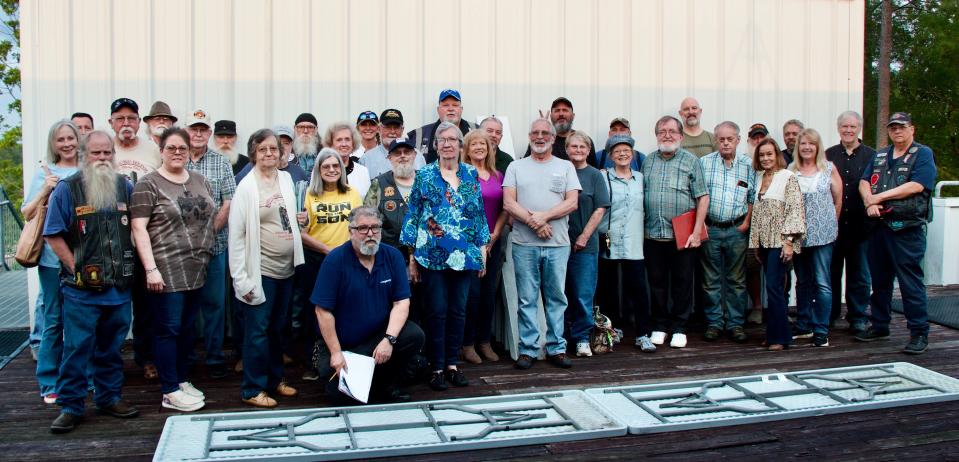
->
xmin=145 ymin=267 xmax=159 ymax=274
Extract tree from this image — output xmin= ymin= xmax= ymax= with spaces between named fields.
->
xmin=0 ymin=0 xmax=18 ymax=209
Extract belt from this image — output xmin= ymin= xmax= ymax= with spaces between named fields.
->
xmin=706 ymin=215 xmax=746 ymax=229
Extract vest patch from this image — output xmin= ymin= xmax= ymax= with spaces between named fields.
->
xmin=75 ymin=205 xmax=95 ymax=215
xmin=385 ymin=200 xmax=397 ymax=212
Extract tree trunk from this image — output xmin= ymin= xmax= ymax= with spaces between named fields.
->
xmin=876 ymin=0 xmax=892 ymax=148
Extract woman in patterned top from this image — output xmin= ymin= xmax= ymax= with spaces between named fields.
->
xmin=749 ymin=138 xmax=806 ymax=351
xmin=400 ymin=122 xmax=490 ymax=391
xmin=789 ymin=128 xmax=842 ymax=347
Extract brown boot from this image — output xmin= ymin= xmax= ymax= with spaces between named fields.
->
xmin=461 ymin=345 xmax=482 ymax=364
xmin=477 ymin=343 xmax=499 ymax=362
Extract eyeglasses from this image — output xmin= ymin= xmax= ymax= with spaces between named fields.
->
xmin=529 ymin=130 xmax=553 ymax=138
xmin=320 ymin=163 xmax=341 ymax=170
xmin=295 ymin=124 xmax=317 ymax=132
xmin=437 ymin=137 xmax=459 ymax=146
xmin=350 ymin=225 xmax=382 ymax=234
xmin=256 ymin=146 xmax=280 ymax=154
xmin=111 ymin=115 xmax=139 ymax=124
xmin=656 ymin=129 xmax=681 ymax=137
xmin=163 ymin=146 xmax=188 ymax=153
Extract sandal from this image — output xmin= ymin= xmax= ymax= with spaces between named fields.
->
xmin=143 ymin=363 xmax=158 ymax=380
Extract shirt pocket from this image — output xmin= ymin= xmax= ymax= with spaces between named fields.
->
xmin=549 ymin=173 xmax=567 ymax=194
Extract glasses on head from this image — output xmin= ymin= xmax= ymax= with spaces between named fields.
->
xmin=529 ymin=130 xmax=553 ymax=138
xmin=437 ymin=137 xmax=459 ymax=146
xmin=350 ymin=224 xmax=382 ymax=234
xmin=656 ymin=129 xmax=681 ymax=137
xmin=358 ymin=112 xmax=378 ymax=121
xmin=163 ymin=146 xmax=188 ymax=153
xmin=111 ymin=115 xmax=139 ymax=124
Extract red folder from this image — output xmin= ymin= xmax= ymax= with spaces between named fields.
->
xmin=671 ymin=210 xmax=709 ymax=250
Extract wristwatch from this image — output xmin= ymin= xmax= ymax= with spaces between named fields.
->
xmin=384 ymin=334 xmax=398 ymax=345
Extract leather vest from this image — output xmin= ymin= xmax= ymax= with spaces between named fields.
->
xmin=373 ymin=173 xmax=410 ymax=252
xmin=62 ymin=173 xmax=136 ymax=291
xmin=868 ymin=143 xmax=931 ymax=231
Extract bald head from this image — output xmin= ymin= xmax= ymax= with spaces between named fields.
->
xmin=679 ymin=97 xmax=703 ymax=129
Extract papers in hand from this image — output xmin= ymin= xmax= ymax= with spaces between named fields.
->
xmin=338 ymin=351 xmax=375 ymax=404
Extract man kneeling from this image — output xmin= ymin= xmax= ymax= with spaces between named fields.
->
xmin=312 ymin=206 xmax=424 ymax=404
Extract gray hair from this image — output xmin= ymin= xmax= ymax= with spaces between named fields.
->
xmin=348 ymin=206 xmax=383 ymax=226
xmin=47 ymin=120 xmax=81 ymax=164
xmin=433 ymin=121 xmax=464 ymax=148
xmin=836 ymin=110 xmax=863 ymax=128
xmin=80 ymin=130 xmax=116 ymax=162
xmin=479 ymin=116 xmax=503 ymax=129
xmin=654 ymin=115 xmax=684 ymax=135
xmin=783 ymin=119 xmax=805 ymax=131
xmin=528 ymin=118 xmax=556 ymax=136
xmin=713 ymin=121 xmax=740 ymax=136
xmin=308 ymin=147 xmax=350 ymax=195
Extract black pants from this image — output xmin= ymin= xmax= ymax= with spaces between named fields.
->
xmin=598 ymin=258 xmax=652 ymax=337
xmin=316 ymin=320 xmax=425 ymax=405
xmin=293 ymin=249 xmax=325 ymax=366
xmin=644 ymin=239 xmax=697 ymax=334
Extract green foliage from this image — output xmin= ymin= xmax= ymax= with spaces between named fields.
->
xmin=864 ymin=0 xmax=959 ymax=184
xmin=0 ymin=0 xmax=19 ymax=212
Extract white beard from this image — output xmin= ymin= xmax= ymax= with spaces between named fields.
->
xmin=359 ymin=240 xmax=380 ymax=256
xmin=293 ymin=135 xmax=319 ymax=157
xmin=393 ymin=163 xmax=415 ymax=179
xmin=220 ymin=146 xmax=240 ymax=165
xmin=531 ymin=143 xmax=550 ymax=155
xmin=82 ymin=161 xmax=119 ymax=211
xmin=150 ymin=125 xmax=169 ymax=137
xmin=658 ymin=142 xmax=680 ymax=154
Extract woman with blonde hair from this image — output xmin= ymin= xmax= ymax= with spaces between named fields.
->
xmin=323 ymin=122 xmax=371 ymax=197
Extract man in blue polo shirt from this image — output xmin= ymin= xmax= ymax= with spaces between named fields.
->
xmin=311 ymin=206 xmax=424 ymax=404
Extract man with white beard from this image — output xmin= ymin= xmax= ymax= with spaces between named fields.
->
xmin=679 ymin=97 xmax=715 ymax=157
xmin=641 ymin=115 xmax=709 ymax=349
xmin=359 ymin=109 xmax=426 ymax=179
xmin=110 ymin=98 xmax=161 ymax=184
xmin=213 ymin=120 xmax=248 ymax=175
xmin=293 ymin=113 xmax=321 ymax=175
xmin=363 ymin=138 xmax=419 ymax=253
xmin=44 ymin=130 xmax=139 ymax=433
xmin=142 ymin=101 xmax=177 ymax=146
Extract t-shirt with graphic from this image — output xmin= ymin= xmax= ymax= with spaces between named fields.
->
xmin=303 ymin=187 xmax=363 ymax=248
xmin=131 ymin=170 xmax=216 ymax=292
xmin=257 ymin=174 xmax=295 ymax=279
xmin=115 ymin=135 xmax=162 ymax=183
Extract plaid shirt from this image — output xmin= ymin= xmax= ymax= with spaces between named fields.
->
xmin=187 ymin=148 xmax=236 ymax=255
xmin=642 ymin=148 xmax=708 ymax=240
xmin=700 ymin=151 xmax=755 ymax=223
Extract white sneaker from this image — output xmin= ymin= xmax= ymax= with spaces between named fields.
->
xmin=670 ymin=333 xmax=687 ymax=348
xmin=179 ymin=382 xmax=205 ymax=399
xmin=162 ymin=390 xmax=205 ymax=412
xmin=635 ymin=336 xmax=657 ymax=352
xmin=575 ymin=342 xmax=593 ymax=357
xmin=650 ymin=331 xmax=667 ymax=345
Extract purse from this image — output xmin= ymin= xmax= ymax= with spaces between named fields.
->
xmin=15 ymin=195 xmax=49 ymax=267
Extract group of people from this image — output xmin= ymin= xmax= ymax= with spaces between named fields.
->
xmin=23 ymin=89 xmax=937 ymax=435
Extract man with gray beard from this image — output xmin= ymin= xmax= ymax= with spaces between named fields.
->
xmin=44 ymin=130 xmax=139 ymax=433
xmin=364 ymin=138 xmax=418 ymax=255
xmin=293 ymin=113 xmax=321 ymax=175
xmin=142 ymin=101 xmax=177 ymax=146
xmin=311 ymin=206 xmax=425 ymax=404
xmin=214 ymin=120 xmax=249 ymax=175
xmin=679 ymin=97 xmax=715 ymax=157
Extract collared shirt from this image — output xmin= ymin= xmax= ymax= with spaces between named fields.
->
xmin=642 ymin=148 xmax=708 ymax=240
xmin=825 ymin=141 xmax=876 ymax=235
xmin=602 ymin=170 xmax=644 ymax=260
xmin=701 ymin=151 xmax=755 ymax=223
xmin=399 ymin=162 xmax=490 ymax=271
xmin=187 ymin=148 xmax=236 ymax=255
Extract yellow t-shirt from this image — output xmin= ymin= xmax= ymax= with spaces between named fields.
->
xmin=304 ymin=188 xmax=362 ymax=248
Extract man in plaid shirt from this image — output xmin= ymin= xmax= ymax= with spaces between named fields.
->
xmin=642 ymin=115 xmax=709 ymax=349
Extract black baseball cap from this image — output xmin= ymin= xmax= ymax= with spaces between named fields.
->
xmin=388 ymin=137 xmax=416 ymax=154
xmin=551 ymin=97 xmax=573 ymax=110
xmin=214 ymin=120 xmax=237 ymax=136
xmin=111 ymin=98 xmax=139 ymax=114
xmin=380 ymin=108 xmax=404 ymax=126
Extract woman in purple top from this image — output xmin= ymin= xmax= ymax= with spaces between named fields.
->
xmin=461 ymin=130 xmax=507 ymax=363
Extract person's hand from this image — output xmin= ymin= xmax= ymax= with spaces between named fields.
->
xmin=781 ymin=243 xmax=794 ymax=263
xmin=529 ymin=212 xmax=549 ymax=229
xmin=372 ymin=339 xmax=393 ymax=365
xmin=330 ymin=351 xmax=347 ymax=374
xmin=145 ymin=270 xmax=165 ymax=292
xmin=296 ymin=212 xmax=308 ymax=227
xmin=574 ymin=233 xmax=588 ymax=251
xmin=685 ymin=231 xmax=702 ymax=249
xmin=407 ymin=260 xmax=420 ymax=283
xmin=488 ymin=231 xmax=499 ymax=248
xmin=866 ymin=204 xmax=882 ymax=218
xmin=736 ymin=222 xmax=750 ymax=234
xmin=536 ymin=223 xmax=553 ymax=240
xmin=43 ymin=173 xmax=59 ymax=191
xmin=243 ymin=289 xmax=255 ymax=303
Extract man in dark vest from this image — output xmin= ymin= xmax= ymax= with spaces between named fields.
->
xmin=408 ymin=89 xmax=477 ymax=164
xmin=856 ymin=112 xmax=937 ymax=354
xmin=44 ymin=130 xmax=139 ymax=433
xmin=364 ymin=138 xmax=417 ymax=259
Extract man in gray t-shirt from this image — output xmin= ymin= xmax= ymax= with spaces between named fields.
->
xmin=503 ymin=118 xmax=581 ymax=370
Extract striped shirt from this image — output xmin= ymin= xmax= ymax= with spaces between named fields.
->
xmin=642 ymin=149 xmax=708 ymax=240
xmin=700 ymin=151 xmax=755 ymax=223
xmin=187 ymin=148 xmax=236 ymax=255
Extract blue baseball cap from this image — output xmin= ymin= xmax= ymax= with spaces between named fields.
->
xmin=438 ymin=88 xmax=462 ymax=102
xmin=356 ymin=111 xmax=379 ymax=124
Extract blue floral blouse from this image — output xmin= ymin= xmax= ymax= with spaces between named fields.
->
xmin=400 ymin=162 xmax=490 ymax=271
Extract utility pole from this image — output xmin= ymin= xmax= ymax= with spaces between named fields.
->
xmin=876 ymin=0 xmax=892 ymax=148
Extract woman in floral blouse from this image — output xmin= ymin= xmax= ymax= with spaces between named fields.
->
xmin=400 ymin=122 xmax=490 ymax=391
xmin=749 ymin=138 xmax=806 ymax=351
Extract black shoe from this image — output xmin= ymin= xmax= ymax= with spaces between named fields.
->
xmin=903 ymin=335 xmax=928 ymax=355
xmin=849 ymin=322 xmax=868 ymax=336
xmin=209 ymin=363 xmax=229 ymax=380
xmin=385 ymin=386 xmax=412 ymax=402
xmin=703 ymin=327 xmax=721 ymax=342
xmin=547 ymin=353 xmax=572 ymax=369
xmin=428 ymin=371 xmax=448 ymax=391
xmin=854 ymin=327 xmax=890 ymax=342
xmin=729 ymin=326 xmax=748 ymax=344
xmin=445 ymin=369 xmax=469 ymax=387
xmin=97 ymin=400 xmax=139 ymax=419
xmin=813 ymin=334 xmax=830 ymax=347
xmin=514 ymin=354 xmax=535 ymax=370
xmin=50 ymin=412 xmax=81 ymax=434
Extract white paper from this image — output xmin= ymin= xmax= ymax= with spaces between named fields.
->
xmin=338 ymin=351 xmax=375 ymax=404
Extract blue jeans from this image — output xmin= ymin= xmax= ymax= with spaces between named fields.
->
xmin=151 ymin=288 xmax=203 ymax=394
xmin=57 ymin=296 xmax=131 ymax=416
xmin=131 ymin=261 xmax=153 ymax=367
xmin=867 ymin=225 xmax=929 ymax=336
xmin=464 ymin=238 xmax=506 ymax=346
xmin=35 ymin=265 xmax=64 ymax=396
xmin=759 ymin=248 xmax=792 ymax=346
xmin=29 ymin=292 xmax=43 ymax=352
xmin=565 ymin=250 xmax=599 ymax=343
xmin=794 ymin=243 xmax=834 ymax=335
xmin=420 ymin=267 xmax=473 ymax=369
xmin=512 ymin=244 xmax=570 ymax=357
xmin=241 ymin=276 xmax=292 ymax=399
xmin=196 ymin=252 xmax=226 ymax=365
xmin=830 ymin=231 xmax=871 ymax=327
xmin=700 ymin=226 xmax=749 ymax=330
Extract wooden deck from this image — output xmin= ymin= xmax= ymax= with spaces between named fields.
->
xmin=2 ymin=294 xmax=959 ymax=461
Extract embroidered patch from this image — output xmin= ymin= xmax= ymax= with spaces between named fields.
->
xmin=116 ymin=202 xmax=127 ymax=211
xmin=870 ymin=174 xmax=880 ymax=185
xmin=909 ymin=146 xmax=918 ymax=154
xmin=75 ymin=205 xmax=95 ymax=215
xmin=384 ymin=186 xmax=396 ymax=197
xmin=79 ymin=219 xmax=87 ymax=234
xmin=385 ymin=200 xmax=397 ymax=212
xmin=121 ymin=215 xmax=129 ymax=226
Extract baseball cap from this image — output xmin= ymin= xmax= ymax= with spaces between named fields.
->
xmin=551 ymin=97 xmax=573 ymax=110
xmin=356 ymin=111 xmax=379 ymax=125
xmin=186 ymin=109 xmax=211 ymax=128
xmin=110 ymin=98 xmax=139 ymax=114
xmin=380 ymin=108 xmax=404 ymax=126
xmin=295 ymin=113 xmax=318 ymax=127
xmin=272 ymin=125 xmax=294 ymax=140
xmin=388 ymin=137 xmax=416 ymax=154
xmin=609 ymin=117 xmax=630 ymax=129
xmin=887 ymin=112 xmax=912 ymax=126
xmin=748 ymin=123 xmax=769 ymax=138
xmin=438 ymin=89 xmax=462 ymax=102
xmin=213 ymin=120 xmax=236 ymax=136
xmin=606 ymin=135 xmax=635 ymax=151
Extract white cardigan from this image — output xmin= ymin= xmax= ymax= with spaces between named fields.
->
xmin=229 ymin=169 xmax=305 ymax=305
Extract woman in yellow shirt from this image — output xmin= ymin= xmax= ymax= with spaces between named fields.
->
xmin=296 ymin=148 xmax=362 ymax=380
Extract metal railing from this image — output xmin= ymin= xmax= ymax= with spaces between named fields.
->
xmin=935 ymin=181 xmax=959 ymax=198
xmin=0 ymin=186 xmax=24 ymax=271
